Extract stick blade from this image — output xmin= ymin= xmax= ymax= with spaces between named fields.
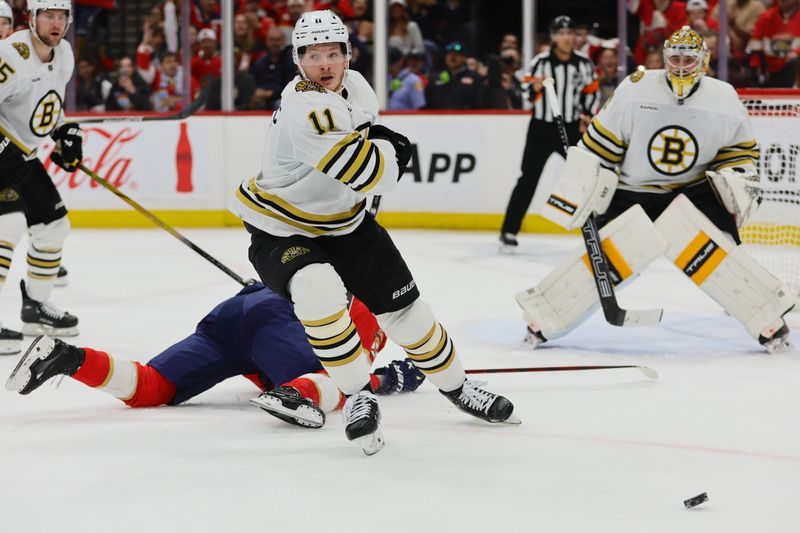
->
xmin=620 ymin=308 xmax=664 ymax=327
xmin=637 ymin=366 xmax=659 ymax=379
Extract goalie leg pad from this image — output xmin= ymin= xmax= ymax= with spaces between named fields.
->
xmin=516 ymin=204 xmax=666 ymax=341
xmin=654 ymin=194 xmax=794 ymax=340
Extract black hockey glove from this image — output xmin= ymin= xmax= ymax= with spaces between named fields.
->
xmin=0 ymin=135 xmax=30 ymax=185
xmin=368 ymin=124 xmax=412 ymax=176
xmin=50 ymin=122 xmax=83 ymax=172
xmin=374 ymin=359 xmax=426 ymax=395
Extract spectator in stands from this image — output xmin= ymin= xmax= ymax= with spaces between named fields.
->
xmin=75 ymin=0 xmax=114 ymax=62
xmin=574 ymin=22 xmax=591 ymax=54
xmin=138 ymin=21 xmax=168 ymax=72
xmin=477 ymin=54 xmax=522 ymax=110
xmin=425 ymin=41 xmax=481 ymax=109
xmin=105 ymin=56 xmax=153 ymax=112
xmin=747 ymin=0 xmax=800 ymax=87
xmin=500 ymin=33 xmax=520 ymax=53
xmin=192 ymin=28 xmax=222 ymax=88
xmin=686 ymin=0 xmax=720 ymax=32
xmin=141 ymin=51 xmax=199 ymax=112
xmin=388 ymin=0 xmax=424 ymax=55
xmin=0 ymin=2 xmax=12 ymax=38
xmin=644 ymin=46 xmax=665 ymax=69
xmin=406 ymin=48 xmax=429 ymax=87
xmin=278 ymin=0 xmax=307 ymax=42
xmin=630 ymin=0 xmax=688 ymax=65
xmin=234 ymin=13 xmax=261 ymax=72
xmin=712 ymin=0 xmax=765 ymax=57
xmin=250 ymin=27 xmax=294 ymax=110
xmin=388 ymin=47 xmax=425 ymax=110
xmin=75 ymin=57 xmax=107 ymax=112
xmin=595 ymin=46 xmax=619 ymax=106
xmin=196 ymin=0 xmax=221 ymax=30
xmin=704 ymin=29 xmax=750 ymax=86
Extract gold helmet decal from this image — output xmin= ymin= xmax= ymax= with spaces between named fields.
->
xmin=663 ymin=26 xmax=709 ymax=102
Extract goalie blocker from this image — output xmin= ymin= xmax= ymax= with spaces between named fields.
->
xmin=519 ymin=195 xmax=793 ymax=352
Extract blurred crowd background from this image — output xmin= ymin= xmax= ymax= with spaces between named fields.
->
xmin=10 ymin=0 xmax=797 ymax=113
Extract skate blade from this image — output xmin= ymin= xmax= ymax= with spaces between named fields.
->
xmin=498 ymin=414 xmax=522 ymax=425
xmin=0 ymin=340 xmax=22 ymax=355
xmin=5 ymin=335 xmax=55 ymax=393
xmin=54 ymin=278 xmax=68 ymax=288
xmin=498 ymin=244 xmax=517 ymax=255
xmin=248 ymin=396 xmax=325 ymax=428
xmin=21 ymin=323 xmax=79 ymax=338
xmin=352 ymin=429 xmax=385 ymax=456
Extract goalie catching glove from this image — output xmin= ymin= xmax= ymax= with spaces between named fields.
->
xmin=50 ymin=123 xmax=84 ymax=172
xmin=368 ymin=124 xmax=412 ymax=177
xmin=706 ymin=166 xmax=762 ymax=228
xmin=541 ymin=146 xmax=618 ymax=230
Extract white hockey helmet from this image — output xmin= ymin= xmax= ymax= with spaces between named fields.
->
xmin=28 ymin=0 xmax=73 ymax=34
xmin=291 ymin=10 xmax=351 ymax=68
xmin=0 ymin=1 xmax=13 ymax=25
xmin=662 ymin=26 xmax=709 ymax=102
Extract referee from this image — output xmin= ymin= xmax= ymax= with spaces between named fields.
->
xmin=499 ymin=15 xmax=600 ymax=250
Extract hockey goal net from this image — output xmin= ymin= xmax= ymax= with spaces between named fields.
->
xmin=738 ymin=90 xmax=800 ymax=306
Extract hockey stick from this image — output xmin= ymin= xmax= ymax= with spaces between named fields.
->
xmin=541 ymin=78 xmax=662 ymax=327
xmin=76 ymin=87 xmax=209 ymax=124
xmin=76 ymin=163 xmax=252 ymax=287
xmin=466 ymin=364 xmax=658 ymax=379
xmin=0 ymin=123 xmax=251 ymax=287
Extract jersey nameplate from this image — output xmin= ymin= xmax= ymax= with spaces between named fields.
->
xmin=295 ymin=80 xmax=326 ymax=94
xmin=12 ymin=43 xmax=29 ymax=60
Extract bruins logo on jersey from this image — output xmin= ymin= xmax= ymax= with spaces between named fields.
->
xmin=629 ymin=66 xmax=645 ymax=83
xmin=281 ymin=245 xmax=311 ymax=264
xmin=30 ymin=90 xmax=63 ymax=137
xmin=295 ymin=80 xmax=326 ymax=94
xmin=0 ymin=187 xmax=20 ymax=202
xmin=647 ymin=125 xmax=699 ymax=176
xmin=12 ymin=43 xmax=29 ymax=60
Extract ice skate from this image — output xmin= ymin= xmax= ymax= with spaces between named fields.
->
xmin=759 ymin=322 xmax=793 ymax=354
xmin=20 ymin=280 xmax=79 ymax=337
xmin=343 ymin=389 xmax=384 ymax=456
xmin=499 ymin=233 xmax=518 ymax=255
xmin=0 ymin=327 xmax=23 ymax=355
xmin=249 ymin=386 xmax=326 ymax=429
xmin=54 ymin=266 xmax=69 ymax=287
xmin=442 ymin=380 xmax=520 ymax=424
xmin=523 ymin=326 xmax=546 ymax=349
xmin=6 ymin=335 xmax=85 ymax=394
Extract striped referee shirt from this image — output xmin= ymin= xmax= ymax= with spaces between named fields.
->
xmin=527 ymin=50 xmax=600 ymax=123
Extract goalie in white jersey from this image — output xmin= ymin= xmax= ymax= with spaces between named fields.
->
xmin=231 ymin=10 xmax=518 ymax=455
xmin=0 ymin=0 xmax=83 ymax=355
xmin=519 ymin=26 xmax=793 ymax=352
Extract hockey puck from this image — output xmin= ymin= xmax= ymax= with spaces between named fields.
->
xmin=683 ymin=492 xmax=708 ymax=509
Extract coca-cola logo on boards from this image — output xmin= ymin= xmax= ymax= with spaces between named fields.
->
xmin=45 ymin=127 xmax=141 ymax=189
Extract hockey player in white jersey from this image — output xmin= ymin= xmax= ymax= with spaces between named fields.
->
xmin=518 ymin=26 xmax=793 ymax=353
xmin=232 ymin=10 xmax=518 ymax=455
xmin=0 ymin=0 xmax=82 ymax=355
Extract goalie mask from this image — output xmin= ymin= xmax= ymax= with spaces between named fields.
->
xmin=663 ymin=26 xmax=709 ymax=102
xmin=28 ymin=0 xmax=72 ymax=39
xmin=292 ymin=10 xmax=351 ymax=88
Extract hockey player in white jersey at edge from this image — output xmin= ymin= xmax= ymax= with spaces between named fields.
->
xmin=519 ymin=26 xmax=793 ymax=354
xmin=231 ymin=10 xmax=519 ymax=455
xmin=0 ymin=0 xmax=83 ymax=356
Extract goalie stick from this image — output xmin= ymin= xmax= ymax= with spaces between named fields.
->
xmin=466 ymin=364 xmax=658 ymax=380
xmin=76 ymin=87 xmax=209 ymax=125
xmin=541 ymin=78 xmax=663 ymax=328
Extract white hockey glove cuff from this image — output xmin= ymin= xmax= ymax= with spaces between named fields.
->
xmin=707 ymin=166 xmax=762 ymax=228
xmin=541 ymin=147 xmax=618 ymax=230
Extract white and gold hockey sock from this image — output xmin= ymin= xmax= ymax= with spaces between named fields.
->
xmin=300 ymin=308 xmax=372 ymax=395
xmin=25 ymin=244 xmax=61 ymax=302
xmin=379 ymin=300 xmax=466 ymax=392
xmin=0 ymin=211 xmax=26 ymax=295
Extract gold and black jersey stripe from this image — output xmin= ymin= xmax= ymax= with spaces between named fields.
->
xmin=315 ymin=132 xmax=386 ymax=194
xmin=708 ymin=140 xmax=759 ymax=171
xmin=236 ymin=176 xmax=366 ymax=236
xmin=580 ymin=118 xmax=626 ymax=168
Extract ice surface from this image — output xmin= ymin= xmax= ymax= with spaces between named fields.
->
xmin=1 ymin=228 xmax=798 ymax=533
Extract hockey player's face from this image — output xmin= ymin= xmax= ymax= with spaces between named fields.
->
xmin=35 ymin=9 xmax=68 ymax=47
xmin=300 ymin=44 xmax=347 ymax=91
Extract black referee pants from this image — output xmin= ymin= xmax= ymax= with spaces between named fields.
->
xmin=501 ymin=119 xmax=580 ymax=235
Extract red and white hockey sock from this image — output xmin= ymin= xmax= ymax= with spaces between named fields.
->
xmin=72 ymin=348 xmax=176 ymax=407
